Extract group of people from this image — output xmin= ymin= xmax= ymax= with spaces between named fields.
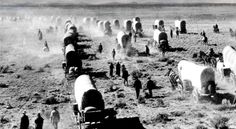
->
xmin=20 ymin=107 xmax=60 ymax=129
xmin=38 ymin=29 xmax=50 ymax=52
xmin=169 ymin=27 xmax=180 ymax=39
xmin=109 ymin=62 xmax=156 ymax=99
xmin=133 ymin=76 xmax=156 ymax=99
xmin=109 ymin=62 xmax=129 ymax=85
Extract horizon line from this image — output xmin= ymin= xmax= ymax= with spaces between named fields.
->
xmin=1 ymin=2 xmax=236 ymax=8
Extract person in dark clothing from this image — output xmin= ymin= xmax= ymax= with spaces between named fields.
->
xmin=146 ymin=76 xmax=155 ymax=98
xmin=122 ymin=67 xmax=129 ymax=86
xmin=35 ymin=113 xmax=44 ymax=129
xmin=170 ymin=29 xmax=173 ymax=38
xmin=134 ymin=33 xmax=137 ymax=42
xmin=145 ymin=45 xmax=150 ymax=56
xmin=109 ymin=63 xmax=114 ymax=77
xmin=176 ymin=27 xmax=179 ymax=38
xmin=116 ymin=62 xmax=121 ymax=76
xmin=98 ymin=43 xmax=103 ymax=53
xmin=112 ymin=49 xmax=116 ymax=60
xmin=202 ymin=30 xmax=206 ymax=37
xmin=38 ymin=29 xmax=43 ymax=41
xmin=208 ymin=48 xmax=215 ymax=57
xmin=202 ymin=35 xmax=208 ymax=44
xmin=20 ymin=111 xmax=29 ymax=129
xmin=133 ymin=77 xmax=142 ymax=99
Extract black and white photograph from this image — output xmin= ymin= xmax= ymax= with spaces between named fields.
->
xmin=1 ymin=0 xmax=236 ymax=129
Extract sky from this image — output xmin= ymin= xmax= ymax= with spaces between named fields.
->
xmin=1 ymin=0 xmax=236 ymax=5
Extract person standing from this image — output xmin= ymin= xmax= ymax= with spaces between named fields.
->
xmin=176 ymin=27 xmax=179 ymax=38
xmin=146 ymin=76 xmax=155 ymax=98
xmin=133 ymin=77 xmax=142 ymax=99
xmin=38 ymin=29 xmax=43 ymax=41
xmin=43 ymin=40 xmax=49 ymax=52
xmin=20 ymin=111 xmax=29 ymax=129
xmin=112 ymin=49 xmax=116 ymax=60
xmin=109 ymin=63 xmax=114 ymax=77
xmin=122 ymin=67 xmax=129 ymax=86
xmin=170 ymin=29 xmax=173 ymax=38
xmin=35 ymin=113 xmax=44 ymax=129
xmin=145 ymin=45 xmax=150 ymax=56
xmin=98 ymin=43 xmax=103 ymax=53
xmin=50 ymin=107 xmax=60 ymax=129
xmin=116 ymin=62 xmax=121 ymax=76
xmin=134 ymin=33 xmax=137 ymax=43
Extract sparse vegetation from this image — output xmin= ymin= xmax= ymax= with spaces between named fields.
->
xmin=210 ymin=116 xmax=229 ymax=129
xmin=196 ymin=125 xmax=208 ymax=129
xmin=23 ymin=65 xmax=33 ymax=70
xmin=0 ymin=83 xmax=8 ymax=88
xmin=131 ymin=70 xmax=143 ymax=79
xmin=0 ymin=116 xmax=10 ymax=124
xmin=114 ymin=99 xmax=127 ymax=109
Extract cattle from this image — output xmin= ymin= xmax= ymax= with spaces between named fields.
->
xmin=178 ymin=60 xmax=216 ymax=102
xmin=175 ymin=20 xmax=187 ymax=34
xmin=165 ymin=68 xmax=183 ymax=92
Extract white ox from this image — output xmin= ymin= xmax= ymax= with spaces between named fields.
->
xmin=178 ymin=60 xmax=216 ymax=102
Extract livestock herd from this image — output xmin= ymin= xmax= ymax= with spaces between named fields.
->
xmin=55 ymin=16 xmax=236 ymax=128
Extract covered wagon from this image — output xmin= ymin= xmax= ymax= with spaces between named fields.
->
xmin=123 ymin=19 xmax=132 ymax=32
xmin=153 ymin=19 xmax=165 ymax=31
xmin=63 ymin=44 xmax=82 ymax=74
xmin=178 ymin=60 xmax=216 ymax=101
xmin=103 ymin=20 xmax=112 ymax=36
xmin=153 ymin=29 xmax=169 ymax=51
xmin=83 ymin=17 xmax=90 ymax=25
xmin=97 ymin=21 xmax=104 ymax=32
xmin=133 ymin=17 xmax=141 ymax=23
xmin=116 ymin=31 xmax=131 ymax=50
xmin=74 ymin=75 xmax=105 ymax=129
xmin=223 ymin=46 xmax=236 ymax=74
xmin=175 ymin=20 xmax=187 ymax=34
xmin=132 ymin=21 xmax=143 ymax=37
xmin=112 ymin=19 xmax=120 ymax=29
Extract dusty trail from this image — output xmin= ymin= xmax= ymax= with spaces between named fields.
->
xmin=1 ymin=13 xmax=236 ymax=129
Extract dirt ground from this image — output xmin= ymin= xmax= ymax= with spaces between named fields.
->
xmin=1 ymin=6 xmax=236 ymax=129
